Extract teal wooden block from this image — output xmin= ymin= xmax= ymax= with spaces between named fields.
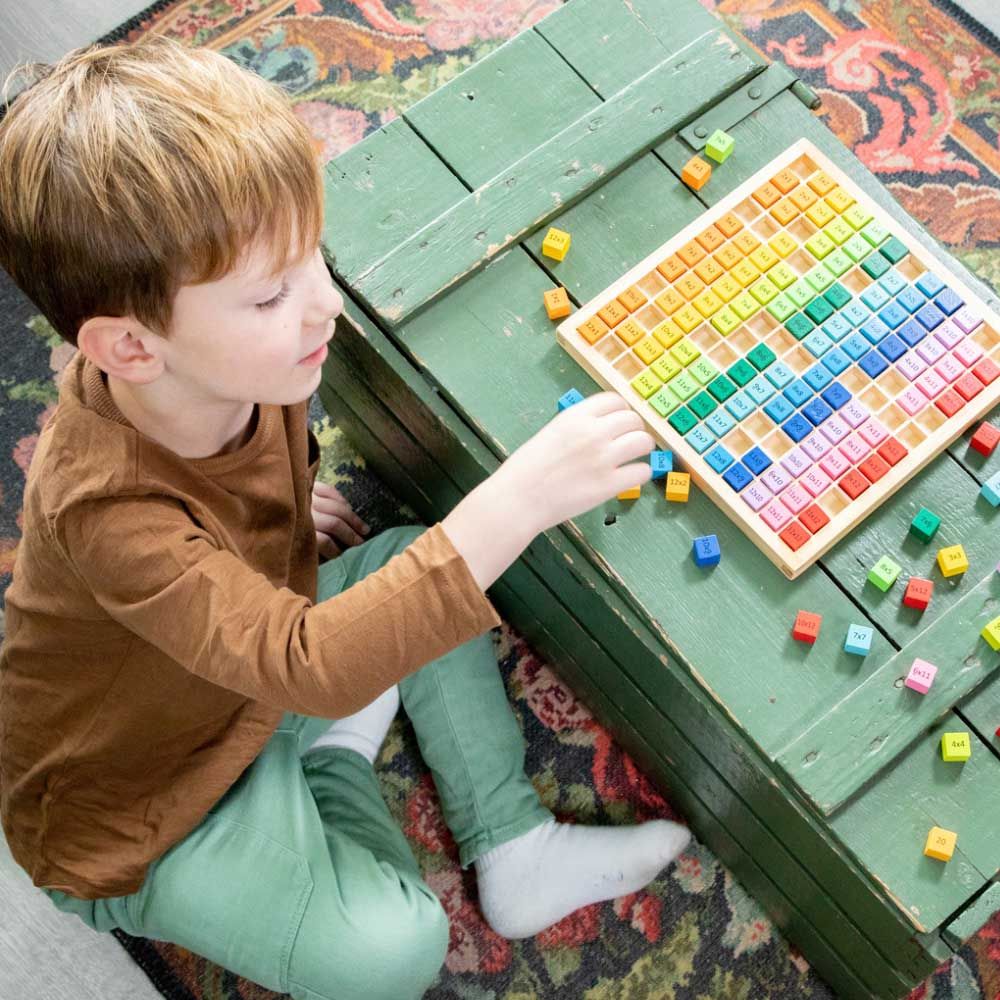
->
xmin=844 ymin=624 xmax=873 ymax=657
xmin=910 ymin=507 xmax=941 ymax=543
xmin=982 ymin=471 xmax=1000 ymax=507
xmin=705 ymin=128 xmax=734 ymax=164
xmin=868 ymin=555 xmax=902 ymax=592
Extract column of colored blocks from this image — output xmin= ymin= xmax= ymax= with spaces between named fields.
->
xmin=681 ymin=156 xmax=711 ymax=191
xmin=982 ymin=470 xmax=1000 ymax=507
xmin=924 ymin=827 xmax=957 ymax=862
xmin=650 ymin=451 xmax=673 ymax=479
xmin=941 ymin=732 xmax=971 ymax=762
xmin=692 ymin=534 xmax=721 ymax=567
xmin=970 ymin=422 xmax=1000 ymax=456
xmin=544 ymin=287 xmax=571 ymax=319
xmin=792 ymin=610 xmax=822 ymax=643
xmin=704 ymin=129 xmax=734 ymax=164
xmin=868 ymin=555 xmax=901 ymax=591
xmin=903 ymin=577 xmax=933 ymax=611
xmin=665 ymin=472 xmax=690 ymax=502
xmin=909 ymin=507 xmax=940 ymax=543
xmin=844 ymin=624 xmax=873 ymax=656
xmin=905 ymin=658 xmax=937 ymax=694
xmin=557 ymin=388 xmax=584 ymax=411
xmin=541 ymin=227 xmax=571 ymax=261
xmin=983 ymin=615 xmax=1000 ymax=651
xmin=937 ymin=544 xmax=969 ymax=577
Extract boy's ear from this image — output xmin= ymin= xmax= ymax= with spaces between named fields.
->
xmin=77 ymin=315 xmax=165 ymax=384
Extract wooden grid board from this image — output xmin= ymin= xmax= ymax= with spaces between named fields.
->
xmin=557 ymin=138 xmax=1000 ymax=579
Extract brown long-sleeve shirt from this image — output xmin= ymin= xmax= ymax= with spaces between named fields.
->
xmin=0 ymin=351 xmax=500 ymax=899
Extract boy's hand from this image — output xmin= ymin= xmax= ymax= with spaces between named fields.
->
xmin=311 ymin=480 xmax=370 ymax=559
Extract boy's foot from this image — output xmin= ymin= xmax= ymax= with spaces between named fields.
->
xmin=474 ymin=817 xmax=690 ymax=939
xmin=304 ymin=685 xmax=400 ymax=764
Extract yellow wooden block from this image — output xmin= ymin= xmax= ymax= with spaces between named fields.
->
xmin=656 ymin=254 xmax=687 ymax=282
xmin=615 ymin=317 xmax=646 ymax=346
xmin=676 ymin=273 xmax=706 ymax=301
xmin=693 ymin=289 xmax=723 ymax=318
xmin=633 ymin=337 xmax=664 ymax=365
xmin=543 ymin=287 xmax=571 ymax=319
xmin=770 ymin=168 xmax=800 ymax=194
xmin=941 ymin=732 xmax=971 ymax=762
xmin=825 ymin=186 xmax=855 ymax=213
xmin=732 ymin=230 xmax=761 ymax=255
xmin=937 ymin=544 xmax=969 ymax=578
xmin=789 ymin=184 xmax=819 ymax=212
xmin=617 ymin=485 xmax=642 ymax=500
xmin=682 ymin=155 xmax=712 ymax=191
xmin=923 ymin=826 xmax=957 ymax=862
xmin=731 ymin=259 xmax=761 ymax=288
xmin=665 ymin=471 xmax=690 ymax=502
xmin=748 ymin=245 xmax=779 ymax=272
xmin=714 ymin=244 xmax=743 ymax=269
xmin=694 ymin=257 xmax=724 ymax=284
xmin=712 ymin=274 xmax=742 ymax=303
xmin=805 ymin=201 xmax=836 ymax=228
xmin=650 ymin=319 xmax=684 ymax=350
xmin=650 ymin=353 xmax=681 ymax=382
xmin=807 ymin=170 xmax=837 ymax=196
xmin=711 ymin=306 xmax=740 ymax=336
xmin=769 ymin=198 xmax=799 ymax=226
xmin=654 ymin=287 xmax=685 ymax=315
xmin=769 ymin=232 xmax=798 ymax=258
xmin=673 ymin=304 xmax=702 ymax=333
xmin=542 ymin=227 xmax=571 ymax=260
xmin=982 ymin=614 xmax=1000 ymax=651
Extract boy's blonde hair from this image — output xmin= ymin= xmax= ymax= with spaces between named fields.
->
xmin=0 ymin=35 xmax=324 ymax=347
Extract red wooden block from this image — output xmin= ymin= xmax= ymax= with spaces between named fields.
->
xmin=970 ymin=422 xmax=1000 ymax=457
xmin=859 ymin=454 xmax=891 ymax=483
xmin=780 ymin=521 xmax=811 ymax=551
xmin=955 ymin=372 xmax=984 ymax=401
xmin=877 ymin=437 xmax=908 ymax=467
xmin=792 ymin=610 xmax=822 ymax=644
xmin=973 ymin=358 xmax=999 ymax=385
xmin=935 ymin=388 xmax=965 ymax=417
xmin=799 ymin=504 xmax=830 ymax=534
xmin=903 ymin=576 xmax=934 ymax=611
xmin=839 ymin=470 xmax=870 ymax=499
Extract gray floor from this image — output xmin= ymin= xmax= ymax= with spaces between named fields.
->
xmin=952 ymin=0 xmax=1000 ymax=40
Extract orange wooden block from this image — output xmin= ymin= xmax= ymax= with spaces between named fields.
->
xmin=694 ymin=257 xmax=724 ymax=283
xmin=682 ymin=155 xmax=712 ymax=191
xmin=752 ymin=182 xmax=781 ymax=207
xmin=770 ymin=198 xmax=799 ymax=226
xmin=676 ymin=273 xmax=705 ymax=301
xmin=771 ymin=168 xmax=800 ymax=193
xmin=617 ymin=285 xmax=648 ymax=312
xmin=543 ymin=287 xmax=571 ymax=319
xmin=597 ymin=298 xmax=627 ymax=327
xmin=714 ymin=244 xmax=743 ymax=269
xmin=576 ymin=316 xmax=608 ymax=345
xmin=732 ymin=230 xmax=761 ymax=255
xmin=789 ymin=185 xmax=819 ymax=211
xmin=677 ymin=240 xmax=706 ymax=267
xmin=807 ymin=170 xmax=837 ymax=195
xmin=696 ymin=225 xmax=726 ymax=252
xmin=716 ymin=211 xmax=744 ymax=237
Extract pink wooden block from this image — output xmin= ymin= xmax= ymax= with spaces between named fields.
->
xmin=760 ymin=500 xmax=792 ymax=531
xmin=952 ymin=305 xmax=981 ymax=334
xmin=934 ymin=320 xmax=964 ymax=350
xmin=898 ymin=386 xmax=927 ymax=415
xmin=936 ymin=354 xmax=963 ymax=383
xmin=781 ymin=448 xmax=811 ymax=477
xmin=917 ymin=337 xmax=946 ymax=365
xmin=742 ymin=480 xmax=773 ymax=512
xmin=839 ymin=434 xmax=871 ymax=463
xmin=762 ymin=466 xmax=791 ymax=494
xmin=896 ymin=353 xmax=927 ymax=381
xmin=858 ymin=418 xmax=889 ymax=447
xmin=915 ymin=369 xmax=946 ymax=399
xmin=820 ymin=450 xmax=850 ymax=478
xmin=801 ymin=432 xmax=831 ymax=461
xmin=953 ymin=339 xmax=984 ymax=367
xmin=840 ymin=400 xmax=869 ymax=429
xmin=802 ymin=467 xmax=831 ymax=497
xmin=780 ymin=482 xmax=811 ymax=515
xmin=820 ymin=415 xmax=850 ymax=445
xmin=904 ymin=658 xmax=938 ymax=695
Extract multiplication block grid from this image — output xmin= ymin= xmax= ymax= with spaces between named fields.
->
xmin=556 ymin=139 xmax=1000 ymax=578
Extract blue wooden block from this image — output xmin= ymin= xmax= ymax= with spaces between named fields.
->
xmin=916 ymin=302 xmax=945 ymax=330
xmin=842 ymin=301 xmax=871 ymax=327
xmin=803 ymin=364 xmax=834 ymax=392
xmin=982 ymin=470 xmax=1000 ymax=507
xmin=650 ymin=450 xmax=673 ymax=479
xmin=916 ymin=272 xmax=945 ymax=297
xmin=821 ymin=347 xmax=851 ymax=375
xmin=935 ymin=287 xmax=963 ymax=315
xmin=878 ymin=301 xmax=909 ymax=329
xmin=897 ymin=318 xmax=926 ymax=347
xmin=896 ymin=286 xmax=926 ymax=313
xmin=877 ymin=334 xmax=907 ymax=362
xmin=861 ymin=284 xmax=890 ymax=310
xmin=858 ymin=351 xmax=889 ymax=379
xmin=878 ymin=270 xmax=906 ymax=296
xmin=860 ymin=316 xmax=890 ymax=344
xmin=558 ymin=388 xmax=585 ymax=411
xmin=743 ymin=446 xmax=772 ymax=475
xmin=841 ymin=332 xmax=871 ymax=360
xmin=765 ymin=361 xmax=795 ymax=389
xmin=692 ymin=534 xmax=721 ymax=567
xmin=782 ymin=413 xmax=813 ymax=443
xmin=723 ymin=462 xmax=753 ymax=492
xmin=705 ymin=444 xmax=734 ymax=473
xmin=764 ymin=397 xmax=794 ymax=423
xmin=821 ymin=382 xmax=852 ymax=410
xmin=802 ymin=398 xmax=833 ymax=426
xmin=844 ymin=624 xmax=874 ymax=657
xmin=783 ymin=379 xmax=813 ymax=406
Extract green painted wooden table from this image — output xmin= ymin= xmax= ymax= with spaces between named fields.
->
xmin=317 ymin=2 xmax=1000 ymax=995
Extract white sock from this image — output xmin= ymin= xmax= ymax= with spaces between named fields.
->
xmin=304 ymin=685 xmax=400 ymax=764
xmin=475 ymin=817 xmax=690 ymax=939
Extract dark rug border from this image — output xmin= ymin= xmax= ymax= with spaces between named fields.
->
xmin=112 ymin=930 xmax=200 ymax=1000
xmin=929 ymin=0 xmax=1000 ymax=53
xmin=96 ymin=0 xmax=179 ymax=45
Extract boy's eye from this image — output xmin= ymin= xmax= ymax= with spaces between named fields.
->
xmin=256 ymin=284 xmax=289 ymax=310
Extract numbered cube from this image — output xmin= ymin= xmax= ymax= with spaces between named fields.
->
xmin=909 ymin=507 xmax=941 ymax=543
xmin=704 ymin=129 xmax=734 ymax=164
xmin=681 ymin=155 xmax=712 ymax=191
xmin=650 ymin=450 xmax=673 ymax=479
xmin=983 ymin=615 xmax=1000 ymax=651
xmin=692 ymin=534 xmax=721 ymax=567
xmin=923 ymin=826 xmax=957 ymax=862
xmin=665 ymin=472 xmax=690 ymax=502
xmin=941 ymin=732 xmax=971 ymax=762
xmin=541 ymin=227 xmax=571 ymax=261
xmin=793 ymin=610 xmax=822 ymax=644
xmin=557 ymin=388 xmax=584 ymax=411
xmin=970 ymin=421 xmax=1000 ymax=457
xmin=937 ymin=544 xmax=969 ymax=577
xmin=617 ymin=485 xmax=641 ymax=500
xmin=844 ymin=624 xmax=873 ymax=657
xmin=982 ymin=470 xmax=1000 ymax=508
xmin=905 ymin=658 xmax=938 ymax=694
xmin=543 ymin=286 xmax=571 ymax=319
xmin=902 ymin=577 xmax=933 ymax=611
xmin=868 ymin=555 xmax=902 ymax=592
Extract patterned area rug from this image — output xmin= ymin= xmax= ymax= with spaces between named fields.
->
xmin=1 ymin=0 xmax=999 ymax=997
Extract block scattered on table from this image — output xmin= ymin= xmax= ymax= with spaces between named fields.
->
xmin=924 ymin=826 xmax=957 ymax=862
xmin=844 ymin=624 xmax=873 ymax=656
xmin=905 ymin=658 xmax=938 ymax=694
xmin=650 ymin=450 xmax=673 ymax=478
xmin=982 ymin=470 xmax=1000 ymax=508
xmin=793 ymin=610 xmax=822 ymax=643
xmin=903 ymin=576 xmax=933 ymax=611
xmin=910 ymin=507 xmax=941 ymax=544
xmin=555 ymin=139 xmax=1000 ymax=580
xmin=617 ymin=485 xmax=642 ymax=500
xmin=665 ymin=471 xmax=690 ymax=501
xmin=868 ymin=555 xmax=902 ymax=592
xmin=544 ymin=286 xmax=571 ymax=319
xmin=983 ymin=615 xmax=1000 ymax=651
xmin=681 ymin=155 xmax=711 ymax=191
xmin=693 ymin=534 xmax=721 ymax=567
xmin=557 ymin=388 xmax=584 ymax=411
xmin=941 ymin=732 xmax=971 ymax=762
xmin=704 ymin=129 xmax=734 ymax=164
xmin=970 ymin=421 xmax=1000 ymax=456
xmin=937 ymin=544 xmax=969 ymax=577
xmin=541 ymin=227 xmax=571 ymax=261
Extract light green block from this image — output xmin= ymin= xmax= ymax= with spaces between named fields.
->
xmin=868 ymin=555 xmax=902 ymax=592
xmin=842 ymin=234 xmax=872 ymax=262
xmin=806 ymin=233 xmax=835 ymax=259
xmin=786 ymin=279 xmax=815 ymax=308
xmin=824 ymin=249 xmax=853 ymax=276
xmin=689 ymin=357 xmax=719 ymax=385
xmin=711 ymin=305 xmax=740 ymax=336
xmin=704 ymin=128 xmax=734 ymax=163
xmin=769 ymin=262 xmax=797 ymax=290
xmin=749 ymin=278 xmax=779 ymax=306
xmin=861 ymin=219 xmax=890 ymax=246
xmin=805 ymin=265 xmax=834 ymax=293
xmin=767 ymin=293 xmax=797 ymax=322
xmin=648 ymin=385 xmax=679 ymax=417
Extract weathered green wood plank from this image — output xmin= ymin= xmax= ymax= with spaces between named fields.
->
xmin=352 ymin=31 xmax=760 ymax=325
xmin=403 ymin=30 xmax=599 ymax=189
xmin=957 ymin=666 xmax=1000 ymax=750
xmin=943 ymin=884 xmax=1000 ymax=948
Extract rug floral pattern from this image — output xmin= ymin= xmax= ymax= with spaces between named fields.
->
xmin=2 ymin=0 xmax=999 ymax=997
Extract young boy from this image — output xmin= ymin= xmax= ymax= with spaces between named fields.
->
xmin=0 ymin=36 xmax=689 ymax=1000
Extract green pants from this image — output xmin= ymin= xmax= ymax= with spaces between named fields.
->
xmin=43 ymin=525 xmax=551 ymax=1000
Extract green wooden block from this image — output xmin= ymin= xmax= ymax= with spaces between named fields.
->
xmin=868 ymin=555 xmax=902 ymax=592
xmin=786 ymin=279 xmax=815 ymax=308
xmin=786 ymin=313 xmax=814 ymax=340
xmin=747 ymin=343 xmax=776 ymax=371
xmin=842 ymin=203 xmax=873 ymax=230
xmin=707 ymin=374 xmax=738 ymax=402
xmin=766 ymin=293 xmax=796 ymax=322
xmin=861 ymin=219 xmax=890 ymax=246
xmin=705 ymin=128 xmax=734 ymax=163
xmin=689 ymin=390 xmax=717 ymax=419
xmin=805 ymin=233 xmax=834 ymax=259
xmin=731 ymin=291 xmax=761 ymax=320
xmin=824 ymin=218 xmax=854 ymax=245
xmin=648 ymin=386 xmax=678 ymax=418
xmin=668 ymin=405 xmax=698 ymax=435
xmin=823 ymin=249 xmax=853 ymax=276
xmin=805 ymin=264 xmax=834 ymax=292
xmin=879 ymin=235 xmax=909 ymax=264
xmin=910 ymin=507 xmax=941 ymax=543
xmin=670 ymin=371 xmax=699 ymax=401
xmin=804 ymin=297 xmax=834 ymax=325
xmin=941 ymin=732 xmax=971 ymax=763
xmin=861 ymin=252 xmax=891 ymax=279
xmin=728 ymin=358 xmax=756 ymax=386
xmin=842 ymin=233 xmax=872 ymax=262
xmin=769 ymin=261 xmax=796 ymax=289
xmin=711 ymin=305 xmax=740 ymax=336
xmin=823 ymin=283 xmax=852 ymax=310
xmin=749 ymin=277 xmax=779 ymax=306
xmin=689 ymin=357 xmax=719 ymax=385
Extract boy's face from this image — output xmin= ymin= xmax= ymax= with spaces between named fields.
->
xmin=161 ymin=237 xmax=344 ymax=408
